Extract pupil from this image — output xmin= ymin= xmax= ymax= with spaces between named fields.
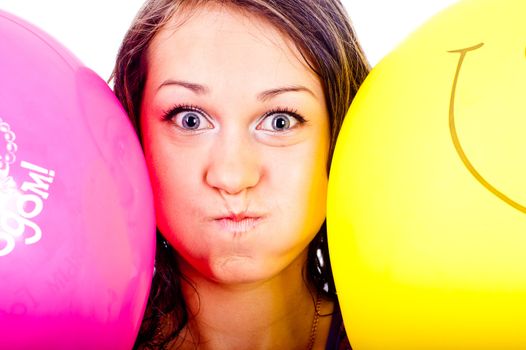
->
xmin=273 ymin=116 xmax=289 ymax=130
xmin=183 ymin=113 xmax=200 ymax=129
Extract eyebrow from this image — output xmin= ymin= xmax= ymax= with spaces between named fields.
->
xmin=257 ymin=85 xmax=316 ymax=101
xmin=157 ymin=80 xmax=209 ymax=94
xmin=158 ymin=80 xmax=316 ymax=100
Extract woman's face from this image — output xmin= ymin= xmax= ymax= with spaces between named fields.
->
xmin=141 ymin=4 xmax=330 ymax=284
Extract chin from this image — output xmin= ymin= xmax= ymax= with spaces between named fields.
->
xmin=206 ymin=256 xmax=277 ymax=285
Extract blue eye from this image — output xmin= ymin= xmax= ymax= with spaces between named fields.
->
xmin=179 ymin=111 xmax=201 ymax=129
xmin=162 ymin=105 xmax=213 ymax=131
xmin=271 ymin=114 xmax=291 ymax=130
xmin=258 ymin=110 xmax=305 ymax=132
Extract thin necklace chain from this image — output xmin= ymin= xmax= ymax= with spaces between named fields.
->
xmin=307 ymin=292 xmax=322 ymax=350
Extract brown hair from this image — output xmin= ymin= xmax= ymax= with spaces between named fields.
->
xmin=111 ymin=0 xmax=369 ymax=348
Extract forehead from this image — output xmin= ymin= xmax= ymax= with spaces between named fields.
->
xmin=145 ymin=3 xmax=322 ymax=94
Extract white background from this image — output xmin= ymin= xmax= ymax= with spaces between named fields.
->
xmin=0 ymin=0 xmax=458 ymax=80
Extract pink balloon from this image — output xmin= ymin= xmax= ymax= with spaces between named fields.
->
xmin=0 ymin=11 xmax=155 ymax=349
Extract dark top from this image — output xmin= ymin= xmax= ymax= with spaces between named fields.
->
xmin=325 ymin=301 xmax=352 ymax=350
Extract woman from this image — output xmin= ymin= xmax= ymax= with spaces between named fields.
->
xmin=112 ymin=0 xmax=369 ymax=348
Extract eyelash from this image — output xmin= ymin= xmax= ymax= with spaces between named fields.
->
xmin=261 ymin=107 xmax=307 ymax=125
xmin=161 ymin=104 xmax=307 ymax=129
xmin=161 ymin=104 xmax=205 ymax=122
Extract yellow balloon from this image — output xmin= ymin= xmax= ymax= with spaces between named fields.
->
xmin=328 ymin=0 xmax=526 ymax=349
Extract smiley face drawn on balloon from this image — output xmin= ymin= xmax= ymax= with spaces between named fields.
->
xmin=448 ymin=43 xmax=526 ymax=214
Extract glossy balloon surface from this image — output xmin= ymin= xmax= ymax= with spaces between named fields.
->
xmin=0 ymin=11 xmax=155 ymax=349
xmin=328 ymin=0 xmax=526 ymax=348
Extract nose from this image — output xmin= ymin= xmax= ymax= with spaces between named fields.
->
xmin=205 ymin=130 xmax=261 ymax=195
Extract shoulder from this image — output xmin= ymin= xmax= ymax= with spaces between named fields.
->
xmin=325 ymin=300 xmax=352 ymax=350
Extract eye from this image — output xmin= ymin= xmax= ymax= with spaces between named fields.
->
xmin=162 ymin=105 xmax=213 ymax=131
xmin=177 ymin=111 xmax=203 ymax=130
xmin=257 ymin=109 xmax=305 ymax=132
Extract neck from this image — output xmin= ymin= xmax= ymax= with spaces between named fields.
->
xmin=174 ymin=251 xmax=330 ymax=350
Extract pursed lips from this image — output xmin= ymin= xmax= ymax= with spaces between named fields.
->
xmin=212 ymin=212 xmax=266 ymax=234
